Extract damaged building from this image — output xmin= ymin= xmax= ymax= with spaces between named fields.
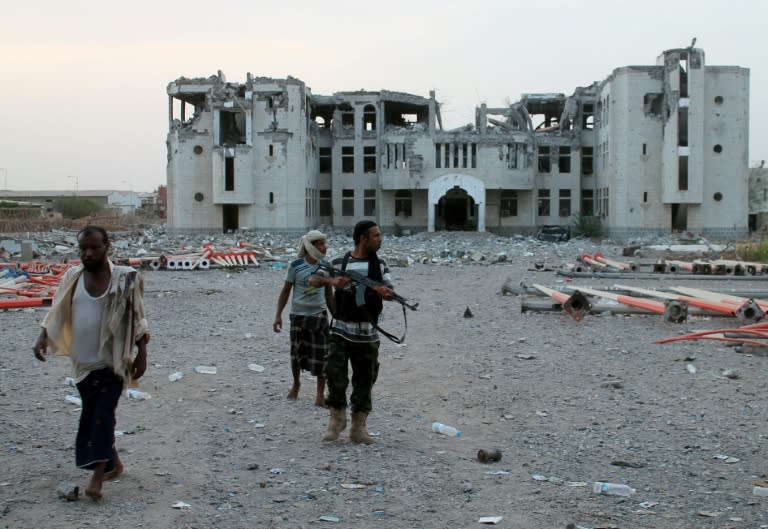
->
xmin=166 ymin=45 xmax=749 ymax=238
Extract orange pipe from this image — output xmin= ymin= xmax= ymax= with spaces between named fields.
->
xmin=0 ymin=297 xmax=53 ymax=309
xmin=532 ymin=284 xmax=591 ymax=321
xmin=580 ymin=254 xmax=607 ymax=270
xmin=594 ymin=252 xmax=635 ymax=271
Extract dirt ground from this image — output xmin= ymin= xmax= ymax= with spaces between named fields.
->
xmin=2 ymin=242 xmax=768 ymax=529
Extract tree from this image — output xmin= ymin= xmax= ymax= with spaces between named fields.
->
xmin=52 ymin=197 xmax=102 ymax=219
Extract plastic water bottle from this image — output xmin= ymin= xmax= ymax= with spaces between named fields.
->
xmin=592 ymin=481 xmax=636 ymax=496
xmin=432 ymin=422 xmax=461 ymax=437
xmin=126 ymin=389 xmax=151 ymax=400
xmin=194 ymin=365 xmax=217 ymax=375
xmin=168 ymin=371 xmax=184 ymax=382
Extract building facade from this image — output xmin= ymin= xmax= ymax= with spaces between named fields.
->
xmin=166 ymin=46 xmax=750 ymax=238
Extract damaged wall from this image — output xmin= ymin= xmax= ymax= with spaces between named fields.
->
xmin=166 ymin=45 xmax=749 ymax=239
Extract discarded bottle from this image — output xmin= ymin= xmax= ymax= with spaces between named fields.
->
xmin=592 ymin=481 xmax=636 ymax=496
xmin=432 ymin=422 xmax=461 ymax=437
xmin=194 ymin=365 xmax=217 ymax=375
xmin=754 ymin=486 xmax=768 ymax=497
xmin=126 ymin=389 xmax=151 ymax=400
xmin=65 ymin=395 xmax=82 ymax=406
xmin=168 ymin=371 xmax=184 ymax=382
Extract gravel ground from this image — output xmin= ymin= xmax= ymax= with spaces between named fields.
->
xmin=1 ymin=233 xmax=767 ymax=529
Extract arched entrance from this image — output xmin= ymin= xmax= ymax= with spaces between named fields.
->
xmin=428 ymin=173 xmax=486 ymax=232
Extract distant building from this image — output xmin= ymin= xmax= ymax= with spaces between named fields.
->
xmin=0 ymin=190 xmax=144 ymax=217
xmin=166 ymin=45 xmax=749 ymax=238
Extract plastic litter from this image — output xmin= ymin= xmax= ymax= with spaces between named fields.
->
xmin=126 ymin=389 xmax=151 ymax=400
xmin=194 ymin=366 xmax=217 ymax=374
xmin=432 ymin=422 xmax=461 ymax=437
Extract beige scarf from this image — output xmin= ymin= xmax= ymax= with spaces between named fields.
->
xmin=297 ymin=230 xmax=326 ymax=261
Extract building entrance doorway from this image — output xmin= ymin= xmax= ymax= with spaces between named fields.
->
xmin=223 ymin=204 xmax=239 ymax=232
xmin=671 ymin=203 xmax=687 ymax=231
xmin=436 ymin=187 xmax=476 ymax=230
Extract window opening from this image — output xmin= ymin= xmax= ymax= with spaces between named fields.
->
xmin=395 ymin=190 xmax=413 ymax=217
xmin=581 ymin=146 xmax=593 ymax=175
xmin=319 ymin=190 xmax=332 ymax=216
xmin=364 ymin=146 xmax=376 ymax=173
xmin=319 ymin=147 xmax=332 ymax=173
xmin=342 ymin=146 xmax=354 ymax=173
xmin=342 ymin=189 xmax=354 ymax=216
xmin=537 ymin=189 xmax=550 ymax=216
xmin=559 ymin=189 xmax=571 ymax=216
xmin=225 ymin=157 xmax=235 ymax=191
xmin=500 ymin=190 xmax=518 ymax=217
xmin=558 ymin=147 xmax=571 ymax=173
xmin=364 ymin=189 xmax=376 ymax=216
xmin=581 ymin=189 xmax=594 ymax=216
xmin=538 ymin=147 xmax=551 ymax=173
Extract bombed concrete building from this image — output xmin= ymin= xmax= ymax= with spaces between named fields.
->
xmin=166 ymin=45 xmax=749 ymax=238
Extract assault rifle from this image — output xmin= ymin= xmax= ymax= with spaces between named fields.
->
xmin=314 ymin=262 xmax=419 ymax=311
xmin=314 ymin=261 xmax=417 ymax=344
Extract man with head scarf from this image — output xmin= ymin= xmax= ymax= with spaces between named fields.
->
xmin=274 ymin=230 xmax=339 ymax=407
xmin=309 ymin=221 xmax=394 ymax=444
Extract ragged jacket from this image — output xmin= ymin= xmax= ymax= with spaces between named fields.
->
xmin=41 ymin=260 xmax=150 ymax=384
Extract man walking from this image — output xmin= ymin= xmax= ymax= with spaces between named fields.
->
xmin=33 ymin=226 xmax=149 ymax=501
xmin=274 ymin=230 xmax=337 ymax=407
xmin=312 ymin=221 xmax=394 ymax=444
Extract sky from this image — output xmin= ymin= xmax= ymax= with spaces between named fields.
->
xmin=0 ymin=0 xmax=765 ymax=192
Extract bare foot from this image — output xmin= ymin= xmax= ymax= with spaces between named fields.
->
xmin=103 ymin=461 xmax=124 ymax=481
xmin=85 ymin=477 xmax=103 ymax=501
xmin=314 ymin=397 xmax=328 ymax=408
xmin=287 ymin=383 xmax=300 ymax=400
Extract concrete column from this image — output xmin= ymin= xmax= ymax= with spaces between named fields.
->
xmin=168 ymin=95 xmax=174 ymax=130
xmin=478 ymin=201 xmax=486 ymax=232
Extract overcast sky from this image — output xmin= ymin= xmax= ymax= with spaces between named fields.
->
xmin=0 ymin=0 xmax=764 ymax=192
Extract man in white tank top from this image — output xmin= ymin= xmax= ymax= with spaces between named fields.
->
xmin=33 ymin=226 xmax=149 ymax=501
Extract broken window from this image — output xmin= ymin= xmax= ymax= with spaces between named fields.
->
xmin=364 ymin=189 xmax=376 ymax=216
xmin=678 ymin=156 xmax=689 ymax=191
xmin=644 ymin=93 xmax=663 ymax=117
xmin=383 ymin=100 xmax=428 ymax=128
xmin=364 ymin=146 xmax=376 ymax=173
xmin=559 ymin=189 xmax=571 ymax=217
xmin=444 ymin=144 xmax=450 ymax=168
xmin=507 ymin=144 xmax=518 ymax=169
xmin=471 ymin=144 xmax=477 ymax=169
xmin=538 ymin=147 xmax=551 ymax=173
xmin=500 ymin=190 xmax=518 ymax=217
xmin=462 ymin=144 xmax=468 ymax=168
xmin=218 ymin=110 xmax=246 ymax=145
xmin=581 ymin=147 xmax=593 ymax=175
xmin=319 ymin=189 xmax=332 ymax=216
xmin=225 ymin=156 xmax=235 ymax=191
xmin=342 ymin=189 xmax=354 ymax=216
xmin=395 ymin=190 xmax=412 ymax=217
xmin=537 ymin=189 xmax=550 ymax=216
xmin=342 ymin=146 xmax=354 ymax=173
xmin=364 ymin=105 xmax=376 ymax=131
xmin=341 ymin=104 xmax=354 ymax=127
xmin=581 ymin=189 xmax=594 ymax=215
xmin=386 ymin=143 xmax=404 ymax=169
xmin=582 ymin=103 xmax=594 ymax=130
xmin=558 ymin=147 xmax=571 ymax=173
xmin=319 ymin=147 xmax=332 ymax=173
xmin=678 ymin=107 xmax=688 ymax=147
xmin=435 ymin=144 xmax=441 ymax=169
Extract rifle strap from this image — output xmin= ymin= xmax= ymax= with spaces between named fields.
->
xmin=338 ymin=252 xmax=408 ymax=344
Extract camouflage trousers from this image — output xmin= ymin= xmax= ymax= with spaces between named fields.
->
xmin=323 ymin=335 xmax=380 ymax=413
